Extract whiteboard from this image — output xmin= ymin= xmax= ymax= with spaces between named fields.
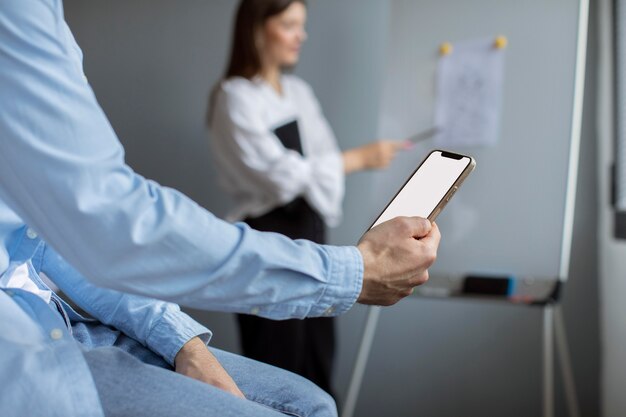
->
xmin=371 ymin=0 xmax=586 ymax=285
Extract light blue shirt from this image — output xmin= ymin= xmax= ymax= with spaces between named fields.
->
xmin=37 ymin=241 xmax=212 ymax=366
xmin=0 ymin=1 xmax=363 ymax=415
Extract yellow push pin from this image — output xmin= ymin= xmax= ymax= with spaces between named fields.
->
xmin=494 ymin=36 xmax=508 ymax=49
xmin=439 ymin=42 xmax=453 ymax=56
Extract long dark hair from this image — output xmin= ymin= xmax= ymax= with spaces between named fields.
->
xmin=207 ymin=0 xmax=306 ymax=126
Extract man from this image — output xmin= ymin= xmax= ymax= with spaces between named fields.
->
xmin=14 ymin=239 xmax=337 ymax=416
xmin=0 ymin=1 xmax=441 ymax=416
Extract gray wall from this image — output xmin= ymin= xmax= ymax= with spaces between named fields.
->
xmin=64 ymin=1 xmax=599 ymax=416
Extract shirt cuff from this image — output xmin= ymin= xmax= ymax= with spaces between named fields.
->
xmin=309 ymin=245 xmax=363 ymax=317
xmin=145 ymin=309 xmax=212 ymax=366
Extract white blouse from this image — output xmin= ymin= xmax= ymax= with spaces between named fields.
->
xmin=209 ymin=75 xmax=345 ymax=227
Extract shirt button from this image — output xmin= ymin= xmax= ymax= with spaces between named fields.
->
xmin=26 ymin=228 xmax=38 ymax=239
xmin=50 ymin=328 xmax=63 ymax=340
xmin=324 ymin=306 xmax=335 ymax=316
xmin=250 ymin=307 xmax=260 ymax=315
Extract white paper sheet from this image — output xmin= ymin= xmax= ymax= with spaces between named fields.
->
xmin=434 ymin=38 xmax=505 ymax=148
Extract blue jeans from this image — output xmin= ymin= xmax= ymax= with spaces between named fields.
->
xmin=75 ymin=322 xmax=337 ymax=417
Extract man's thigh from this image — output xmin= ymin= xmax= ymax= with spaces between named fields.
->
xmin=77 ymin=321 xmax=337 ymax=417
xmin=82 ymin=346 xmax=291 ymax=417
xmin=211 ymin=347 xmax=337 ymax=417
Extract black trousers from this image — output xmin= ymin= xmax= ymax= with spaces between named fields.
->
xmin=239 ymin=197 xmax=335 ymax=395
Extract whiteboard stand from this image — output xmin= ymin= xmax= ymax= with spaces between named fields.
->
xmin=554 ymin=305 xmax=581 ymax=417
xmin=342 ymin=0 xmax=588 ymax=413
xmin=543 ymin=304 xmax=555 ymax=417
xmin=543 ymin=301 xmax=582 ymax=417
xmin=342 ymin=298 xmax=580 ymax=417
xmin=341 ymin=306 xmax=381 ymax=417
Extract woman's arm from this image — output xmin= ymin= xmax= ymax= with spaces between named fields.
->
xmin=342 ymin=140 xmax=406 ymax=174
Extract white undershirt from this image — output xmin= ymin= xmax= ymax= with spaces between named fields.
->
xmin=209 ymin=75 xmax=345 ymax=227
xmin=0 ymin=263 xmax=52 ymax=303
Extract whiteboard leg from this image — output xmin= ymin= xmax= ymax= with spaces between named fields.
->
xmin=555 ymin=306 xmax=581 ymax=417
xmin=341 ymin=306 xmax=381 ymax=417
xmin=543 ymin=305 xmax=555 ymax=417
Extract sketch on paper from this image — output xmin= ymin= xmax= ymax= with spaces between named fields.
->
xmin=434 ymin=38 xmax=506 ymax=148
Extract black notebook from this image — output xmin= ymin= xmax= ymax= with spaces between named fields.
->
xmin=273 ymin=119 xmax=303 ymax=156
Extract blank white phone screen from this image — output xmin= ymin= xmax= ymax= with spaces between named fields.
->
xmin=371 ymin=151 xmax=470 ymax=228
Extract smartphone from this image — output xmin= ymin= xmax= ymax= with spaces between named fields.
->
xmin=370 ymin=150 xmax=475 ymax=228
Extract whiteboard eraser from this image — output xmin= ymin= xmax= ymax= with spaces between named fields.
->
xmin=462 ymin=275 xmax=515 ymax=296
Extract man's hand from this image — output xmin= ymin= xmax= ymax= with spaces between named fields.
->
xmin=174 ymin=337 xmax=245 ymax=399
xmin=357 ymin=217 xmax=440 ymax=306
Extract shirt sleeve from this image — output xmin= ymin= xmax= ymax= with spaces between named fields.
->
xmin=0 ymin=0 xmax=363 ymax=319
xmin=40 ymin=244 xmax=211 ymax=366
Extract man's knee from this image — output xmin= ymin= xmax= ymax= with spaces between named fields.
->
xmin=308 ymin=383 xmax=337 ymax=417
xmin=279 ymin=370 xmax=337 ymax=417
xmin=212 ymin=347 xmax=337 ymax=417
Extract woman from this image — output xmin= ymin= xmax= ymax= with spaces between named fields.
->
xmin=208 ymin=0 xmax=404 ymax=395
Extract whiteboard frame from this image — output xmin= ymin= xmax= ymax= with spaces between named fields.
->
xmin=559 ymin=0 xmax=590 ymax=282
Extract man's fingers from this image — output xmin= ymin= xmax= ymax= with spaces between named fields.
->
xmin=408 ymin=269 xmax=429 ymax=287
xmin=419 ymin=221 xmax=441 ymax=246
xmin=401 ymin=216 xmax=431 ymax=238
xmin=230 ymin=387 xmax=246 ymax=399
